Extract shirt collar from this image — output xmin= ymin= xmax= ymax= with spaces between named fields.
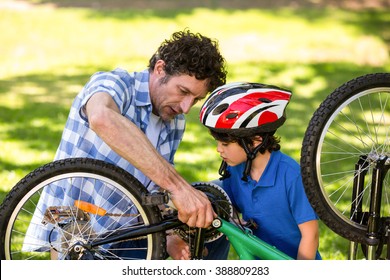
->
xmin=242 ymin=150 xmax=281 ymax=188
xmin=257 ymin=150 xmax=281 ymax=187
xmin=134 ymin=69 xmax=152 ymax=107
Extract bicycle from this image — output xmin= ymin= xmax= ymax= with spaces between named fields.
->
xmin=300 ymin=73 xmax=390 ymax=260
xmin=0 ymin=157 xmax=292 ymax=260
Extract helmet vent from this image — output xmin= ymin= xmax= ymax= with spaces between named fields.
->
xmin=258 ymin=98 xmax=272 ymax=103
xmin=212 ymin=103 xmax=229 ymax=115
xmin=226 ymin=112 xmax=238 ymax=119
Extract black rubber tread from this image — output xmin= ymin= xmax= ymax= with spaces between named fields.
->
xmin=300 ymin=73 xmax=390 ymax=243
xmin=0 ymin=157 xmax=166 ymax=260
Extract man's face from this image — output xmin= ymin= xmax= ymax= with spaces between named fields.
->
xmin=149 ymin=61 xmax=209 ymax=121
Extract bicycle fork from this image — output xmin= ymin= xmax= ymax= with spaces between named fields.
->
xmin=349 ymin=155 xmax=389 ymax=260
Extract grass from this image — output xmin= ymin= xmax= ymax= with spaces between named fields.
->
xmin=1 ymin=0 xmax=390 ymax=260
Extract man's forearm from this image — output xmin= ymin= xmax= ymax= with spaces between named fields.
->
xmin=87 ymin=97 xmax=184 ymax=193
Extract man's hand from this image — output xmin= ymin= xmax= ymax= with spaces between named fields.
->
xmin=167 ymin=235 xmax=190 ymax=260
xmin=170 ymin=185 xmax=215 ymax=228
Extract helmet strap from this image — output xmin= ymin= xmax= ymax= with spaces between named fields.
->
xmin=240 ymin=135 xmax=269 ymax=181
xmin=218 ymin=160 xmax=231 ymax=180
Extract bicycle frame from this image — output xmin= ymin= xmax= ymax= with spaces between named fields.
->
xmin=84 ymin=216 xmax=293 ymax=260
xmin=212 ymin=218 xmax=293 ymax=260
xmin=0 ymin=162 xmax=294 ymax=260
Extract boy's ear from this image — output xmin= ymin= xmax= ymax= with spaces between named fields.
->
xmin=252 ymin=136 xmax=263 ymax=147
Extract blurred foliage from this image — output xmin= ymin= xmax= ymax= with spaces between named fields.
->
xmin=0 ymin=0 xmax=389 ymax=259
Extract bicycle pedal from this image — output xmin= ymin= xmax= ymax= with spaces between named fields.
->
xmin=142 ymin=192 xmax=169 ymax=205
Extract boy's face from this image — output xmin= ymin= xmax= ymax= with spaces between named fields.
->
xmin=216 ymin=141 xmax=247 ymax=167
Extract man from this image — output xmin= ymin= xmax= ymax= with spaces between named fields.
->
xmin=26 ymin=29 xmax=227 ymax=259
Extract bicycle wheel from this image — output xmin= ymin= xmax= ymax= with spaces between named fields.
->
xmin=301 ymin=73 xmax=390 ymax=243
xmin=0 ymin=158 xmax=166 ymax=260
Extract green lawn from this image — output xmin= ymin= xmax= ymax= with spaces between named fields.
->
xmin=0 ymin=0 xmax=389 ymax=260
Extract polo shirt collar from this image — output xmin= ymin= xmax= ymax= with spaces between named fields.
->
xmin=255 ymin=150 xmax=282 ymax=188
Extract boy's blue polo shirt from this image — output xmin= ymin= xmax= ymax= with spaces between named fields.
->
xmin=222 ymin=150 xmax=321 ymax=259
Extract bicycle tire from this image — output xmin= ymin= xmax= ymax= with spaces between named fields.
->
xmin=0 ymin=157 xmax=166 ymax=260
xmin=301 ymin=73 xmax=390 ymax=244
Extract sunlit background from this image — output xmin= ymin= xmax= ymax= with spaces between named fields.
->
xmin=1 ymin=0 xmax=389 ymax=259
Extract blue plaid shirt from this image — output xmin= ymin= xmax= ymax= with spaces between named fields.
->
xmin=56 ymin=68 xmax=185 ymax=177
xmin=23 ymin=68 xmax=186 ymax=252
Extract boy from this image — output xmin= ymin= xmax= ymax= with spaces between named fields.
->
xmin=199 ymin=82 xmax=321 ymax=260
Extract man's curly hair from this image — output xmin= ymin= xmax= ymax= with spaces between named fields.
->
xmin=148 ymin=29 xmax=227 ymax=92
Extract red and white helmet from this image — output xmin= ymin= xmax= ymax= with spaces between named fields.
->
xmin=199 ymin=82 xmax=292 ymax=135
